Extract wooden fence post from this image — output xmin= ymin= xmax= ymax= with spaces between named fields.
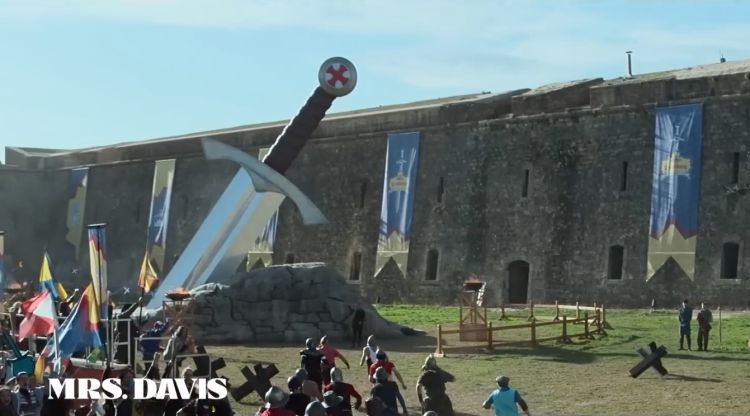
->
xmin=650 ymin=298 xmax=655 ymax=314
xmin=553 ymin=300 xmax=560 ymax=322
xmin=576 ymin=301 xmax=580 ymax=320
xmin=459 ymin=305 xmax=464 ymax=324
xmin=561 ymin=315 xmax=571 ymax=343
xmin=487 ymin=321 xmax=494 ymax=351
xmin=435 ymin=324 xmax=444 ymax=357
xmin=531 ymin=318 xmax=537 ymax=345
xmin=583 ymin=312 xmax=590 ymax=339
xmin=484 ymin=306 xmax=488 ymax=325
xmin=528 ymin=301 xmax=535 ymax=322
xmin=500 ymin=303 xmax=509 ymax=320
xmin=718 ymin=306 xmax=722 ymax=349
xmin=601 ymin=304 xmax=612 ymax=329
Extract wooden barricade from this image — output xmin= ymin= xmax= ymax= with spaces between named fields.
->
xmin=435 ymin=301 xmax=607 ymax=356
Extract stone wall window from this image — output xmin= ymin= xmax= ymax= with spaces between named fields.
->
xmin=359 ymin=181 xmax=367 ymax=209
xmin=285 ymin=253 xmax=296 ymax=264
xmin=721 ymin=242 xmax=740 ymax=279
xmin=521 ymin=169 xmax=530 ymax=198
xmin=349 ymin=252 xmax=362 ymax=280
xmin=607 ymin=245 xmax=624 ymax=280
xmin=620 ymin=162 xmax=628 ymax=192
xmin=426 ymin=249 xmax=439 ymax=280
xmin=732 ymin=152 xmax=740 ymax=184
xmin=437 ymin=176 xmax=444 ymax=203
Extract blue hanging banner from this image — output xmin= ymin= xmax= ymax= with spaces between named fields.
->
xmin=647 ymin=103 xmax=703 ymax=280
xmin=146 ymin=159 xmax=176 ymax=272
xmin=64 ymin=167 xmax=89 ymax=266
xmin=376 ymin=132 xmax=421 ymax=276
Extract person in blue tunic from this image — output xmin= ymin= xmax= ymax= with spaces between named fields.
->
xmin=678 ymin=299 xmax=693 ymax=351
xmin=482 ymin=375 xmax=530 ymax=416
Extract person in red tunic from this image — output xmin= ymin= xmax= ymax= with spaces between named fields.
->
xmin=368 ymin=351 xmax=406 ymax=389
xmin=317 ymin=336 xmax=350 ymax=385
xmin=323 ymin=368 xmax=362 ymax=416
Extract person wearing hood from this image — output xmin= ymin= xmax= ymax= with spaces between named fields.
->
xmin=370 ymin=367 xmax=407 ymax=416
xmin=416 ymin=354 xmax=455 ymax=416
xmin=368 ymin=351 xmax=407 ymax=390
xmin=285 ymin=376 xmax=310 ymax=416
xmin=300 ymin=339 xmax=327 ymax=392
xmin=294 ymin=369 xmax=323 ymax=402
xmin=323 ymin=368 xmax=361 ymax=416
xmin=359 ymin=335 xmax=378 ymax=371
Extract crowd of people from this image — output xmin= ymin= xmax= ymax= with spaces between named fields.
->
xmin=251 ymin=335 xmax=531 ymax=416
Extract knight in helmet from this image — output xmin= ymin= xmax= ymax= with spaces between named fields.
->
xmin=257 ymin=386 xmax=295 ymax=416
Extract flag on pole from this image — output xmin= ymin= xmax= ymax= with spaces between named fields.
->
xmin=137 ymin=251 xmax=159 ymax=294
xmin=38 ymin=252 xmax=68 ymax=301
xmin=87 ymin=225 xmax=108 ymax=317
xmin=18 ymin=289 xmax=57 ymax=340
xmin=45 ymin=284 xmax=101 ymax=363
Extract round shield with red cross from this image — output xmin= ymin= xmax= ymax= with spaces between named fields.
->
xmin=318 ymin=57 xmax=357 ymax=96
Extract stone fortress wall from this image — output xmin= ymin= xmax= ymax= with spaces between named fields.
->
xmin=4 ymin=59 xmax=750 ymax=307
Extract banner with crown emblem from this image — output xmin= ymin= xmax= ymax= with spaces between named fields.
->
xmin=376 ymin=132 xmax=421 ymax=277
xmin=64 ymin=167 xmax=89 ymax=266
xmin=647 ymin=104 xmax=703 ymax=280
xmin=146 ymin=159 xmax=176 ymax=273
xmin=247 ymin=148 xmax=278 ymax=268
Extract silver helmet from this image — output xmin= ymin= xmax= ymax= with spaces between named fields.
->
xmin=304 ymin=401 xmax=327 ymax=416
xmin=264 ymin=386 xmax=289 ymax=408
xmin=330 ymin=367 xmax=343 ymax=383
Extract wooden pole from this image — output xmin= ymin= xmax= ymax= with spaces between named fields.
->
xmin=436 ymin=324 xmax=444 ymax=357
xmin=487 ymin=321 xmax=494 ymax=351
xmin=584 ymin=312 xmax=590 ymax=339
xmin=554 ymin=300 xmax=560 ymax=322
xmin=459 ymin=304 xmax=464 ymax=325
xmin=500 ymin=304 xmax=509 ymax=320
xmin=531 ymin=318 xmax=537 ymax=345
xmin=561 ymin=315 xmax=569 ymax=343
xmin=718 ymin=306 xmax=722 ymax=349
xmin=576 ymin=301 xmax=580 ymax=320
xmin=483 ymin=306 xmax=488 ymax=325
xmin=528 ymin=301 xmax=535 ymax=322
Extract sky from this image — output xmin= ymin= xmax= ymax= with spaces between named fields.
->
xmin=1 ymin=0 xmax=750 ymax=159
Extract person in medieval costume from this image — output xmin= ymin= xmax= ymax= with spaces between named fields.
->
xmin=416 ymin=354 xmax=455 ymax=416
xmin=697 ymin=303 xmax=713 ymax=351
xmin=300 ymin=339 xmax=327 ymax=393
xmin=359 ymin=335 xmax=378 ymax=371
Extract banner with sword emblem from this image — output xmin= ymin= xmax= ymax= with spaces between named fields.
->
xmin=647 ymin=104 xmax=703 ymax=280
xmin=376 ymin=132 xmax=421 ymax=277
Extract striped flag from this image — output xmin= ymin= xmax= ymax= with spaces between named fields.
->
xmin=38 ymin=252 xmax=68 ymax=301
xmin=18 ymin=289 xmax=57 ymax=340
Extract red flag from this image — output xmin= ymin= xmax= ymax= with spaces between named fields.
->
xmin=18 ymin=289 xmax=57 ymax=340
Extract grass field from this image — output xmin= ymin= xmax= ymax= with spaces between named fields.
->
xmin=206 ymin=305 xmax=750 ymax=416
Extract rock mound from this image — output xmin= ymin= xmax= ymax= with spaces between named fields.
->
xmin=185 ymin=263 xmax=410 ymax=344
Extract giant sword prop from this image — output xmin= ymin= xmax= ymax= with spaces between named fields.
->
xmin=147 ymin=57 xmax=357 ymax=308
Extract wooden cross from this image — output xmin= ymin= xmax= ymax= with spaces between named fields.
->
xmin=192 ymin=345 xmax=227 ymax=379
xmin=629 ymin=341 xmax=668 ymax=378
xmin=231 ymin=363 xmax=279 ymax=402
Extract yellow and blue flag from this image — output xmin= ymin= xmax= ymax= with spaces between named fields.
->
xmin=137 ymin=250 xmax=159 ymax=294
xmin=88 ymin=225 xmax=108 ymax=317
xmin=38 ymin=252 xmax=68 ymax=301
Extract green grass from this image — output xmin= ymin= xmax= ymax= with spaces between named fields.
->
xmin=206 ymin=305 xmax=750 ymax=416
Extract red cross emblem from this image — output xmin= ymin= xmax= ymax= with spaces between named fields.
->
xmin=325 ymin=63 xmax=350 ymax=89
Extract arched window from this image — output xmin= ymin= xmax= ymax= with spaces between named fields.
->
xmin=608 ymin=245 xmax=624 ymax=279
xmin=425 ymin=249 xmax=439 ymax=280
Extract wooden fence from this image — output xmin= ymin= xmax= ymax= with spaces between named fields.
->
xmin=435 ymin=302 xmax=608 ymax=357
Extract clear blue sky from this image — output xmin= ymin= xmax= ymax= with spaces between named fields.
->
xmin=1 ymin=1 xmax=749 ymax=159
